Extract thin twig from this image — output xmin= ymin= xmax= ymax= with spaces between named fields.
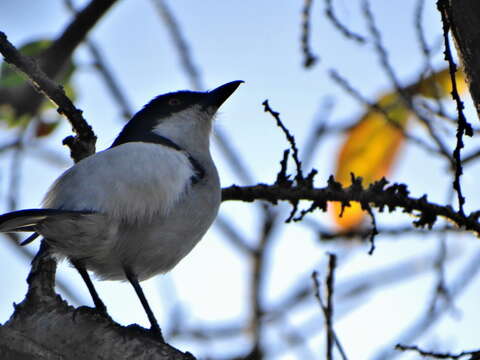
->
xmin=151 ymin=0 xmax=203 ymax=90
xmin=214 ymin=215 xmax=256 ymax=256
xmin=302 ymin=97 xmax=334 ymax=168
xmin=362 ymin=0 xmax=454 ymax=166
xmin=437 ymin=0 xmax=474 ymax=217
xmin=301 ymin=0 xmax=319 ymax=68
xmin=415 ymin=0 xmax=446 ymax=117
xmin=249 ymin=209 xmax=277 ymax=358
xmin=7 ymin=133 xmax=25 ymax=212
xmin=263 ymin=100 xmax=304 ymax=183
xmin=463 ymin=147 xmax=480 ymax=165
xmin=373 ymin=249 xmax=480 ymax=360
xmin=312 ymin=255 xmax=348 ymax=360
xmin=363 ymin=203 xmax=378 ymax=254
xmin=325 ymin=255 xmax=336 ymax=359
xmin=152 ymin=0 xmax=256 ymax=185
xmin=329 ymin=69 xmax=445 ymax=156
xmin=64 ymin=0 xmax=133 ymax=121
xmin=221 ymin=176 xmax=480 ymax=236
xmin=395 ymin=344 xmax=480 ymax=359
xmin=324 ymin=0 xmax=366 ymax=43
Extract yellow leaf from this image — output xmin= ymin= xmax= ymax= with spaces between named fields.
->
xmin=331 ymin=94 xmax=407 ymax=229
xmin=331 ymin=67 xmax=468 ymax=230
xmin=413 ymin=68 xmax=467 ymax=99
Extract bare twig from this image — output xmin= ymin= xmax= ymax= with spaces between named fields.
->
xmin=214 ymin=215 xmax=256 ymax=256
xmin=151 ymin=0 xmax=203 ymax=90
xmin=302 ymin=97 xmax=334 ymax=168
xmin=329 ymin=69 xmax=445 ymax=157
xmin=303 ymin=219 xmax=463 ymax=241
xmin=301 ymin=0 xmax=319 ymax=68
xmin=221 ymin=176 xmax=480 ymax=236
xmin=395 ymin=344 xmax=480 ymax=359
xmin=312 ymin=255 xmax=348 ymax=360
xmin=437 ymin=0 xmax=474 ymax=217
xmin=415 ymin=0 xmax=446 ymax=117
xmin=0 ymin=32 xmax=96 ymax=161
xmin=325 ymin=255 xmax=335 ymax=359
xmin=362 ymin=0 xmax=402 ymax=90
xmin=463 ymin=147 xmax=480 ymax=165
xmin=324 ymin=0 xmax=366 ymax=43
xmin=7 ymin=133 xmax=25 ymax=212
xmin=152 ymin=0 xmax=256 ymax=185
xmin=263 ymin=100 xmax=304 ymax=183
xmin=64 ymin=0 xmax=133 ymax=121
xmin=363 ymin=203 xmax=378 ymax=254
xmin=0 ymin=0 xmax=118 ymax=123
xmin=214 ymin=129 xmax=256 ymax=185
xmin=373 ymin=250 xmax=480 ymax=360
xmin=363 ymin=0 xmax=456 ymax=171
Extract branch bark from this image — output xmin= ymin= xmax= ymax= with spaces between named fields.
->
xmin=0 ymin=243 xmax=195 ymax=360
xmin=221 ymin=177 xmax=480 ymax=236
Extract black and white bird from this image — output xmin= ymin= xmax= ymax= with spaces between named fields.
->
xmin=0 ymin=80 xmax=243 ymax=340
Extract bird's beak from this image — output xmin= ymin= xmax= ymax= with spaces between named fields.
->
xmin=203 ymin=80 xmax=244 ymax=110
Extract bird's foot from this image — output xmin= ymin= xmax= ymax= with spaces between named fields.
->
xmin=94 ymin=301 xmax=109 ymax=318
xmin=150 ymin=324 xmax=164 ymax=342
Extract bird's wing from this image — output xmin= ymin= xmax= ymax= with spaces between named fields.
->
xmin=42 ymin=142 xmax=196 ymax=222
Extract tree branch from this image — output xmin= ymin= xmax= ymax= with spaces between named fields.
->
xmin=0 ymin=32 xmax=96 ymax=162
xmin=444 ymin=0 xmax=480 ymax=120
xmin=221 ymin=176 xmax=480 ymax=235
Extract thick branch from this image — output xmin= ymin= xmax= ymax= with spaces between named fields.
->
xmin=221 ymin=177 xmax=480 ymax=236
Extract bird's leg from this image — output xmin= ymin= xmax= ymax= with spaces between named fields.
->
xmin=124 ymin=268 xmax=164 ymax=342
xmin=71 ymin=260 xmax=108 ymax=316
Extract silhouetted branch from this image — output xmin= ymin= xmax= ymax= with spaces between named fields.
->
xmin=329 ymin=69 xmax=444 ymax=157
xmin=373 ymin=249 xmax=480 ymax=360
xmin=263 ymin=100 xmax=304 ymax=183
xmin=444 ymin=0 xmax=480 ymax=120
xmin=324 ymin=0 xmax=366 ymax=43
xmin=415 ymin=0 xmax=446 ymax=117
xmin=222 ymin=176 xmax=480 ymax=236
xmin=151 ymin=0 xmax=203 ymax=90
xmin=363 ymin=0 xmax=455 ymax=167
xmin=248 ymin=209 xmax=277 ymax=358
xmin=215 ymin=215 xmax=256 ymax=256
xmin=312 ymin=255 xmax=348 ymax=360
xmin=64 ymin=0 xmax=133 ymax=121
xmin=395 ymin=344 xmax=480 ymax=359
xmin=301 ymin=0 xmax=319 ymax=68
xmin=437 ymin=0 xmax=474 ymax=217
xmin=0 ymin=32 xmax=96 ymax=162
xmin=0 ymin=0 xmax=118 ymax=126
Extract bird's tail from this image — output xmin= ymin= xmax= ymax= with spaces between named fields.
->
xmin=0 ymin=209 xmax=91 ymax=245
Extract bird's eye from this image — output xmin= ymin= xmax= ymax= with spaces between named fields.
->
xmin=168 ymin=98 xmax=181 ymax=106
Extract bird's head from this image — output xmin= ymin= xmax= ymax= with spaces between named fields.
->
xmin=112 ymin=81 xmax=243 ymax=152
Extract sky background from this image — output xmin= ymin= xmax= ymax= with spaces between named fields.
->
xmin=1 ymin=1 xmax=480 ymax=359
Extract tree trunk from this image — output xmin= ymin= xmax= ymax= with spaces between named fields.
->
xmin=446 ymin=0 xmax=480 ymax=119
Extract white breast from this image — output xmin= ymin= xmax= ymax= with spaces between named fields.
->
xmin=42 ymin=142 xmax=195 ymax=223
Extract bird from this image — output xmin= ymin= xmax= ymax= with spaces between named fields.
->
xmin=0 ymin=80 xmax=243 ymax=341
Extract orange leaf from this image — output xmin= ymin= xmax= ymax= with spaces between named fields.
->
xmin=331 ymin=94 xmax=407 ymax=229
xmin=413 ymin=68 xmax=467 ymax=99
xmin=331 ymin=67 xmax=468 ymax=230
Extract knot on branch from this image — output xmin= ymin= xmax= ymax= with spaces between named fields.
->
xmin=63 ymin=134 xmax=97 ymax=162
xmin=413 ymin=195 xmax=437 ymax=229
